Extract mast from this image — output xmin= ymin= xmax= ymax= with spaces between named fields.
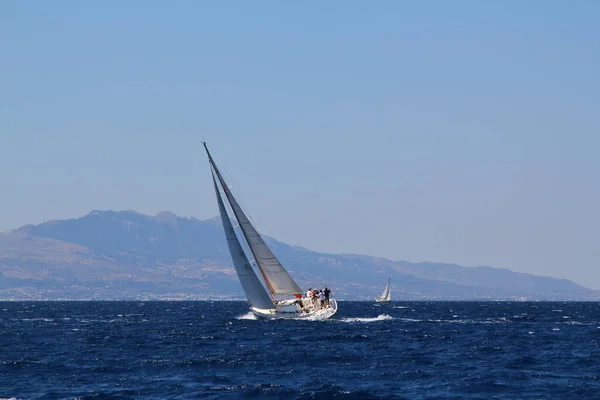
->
xmin=203 ymin=143 xmax=303 ymax=299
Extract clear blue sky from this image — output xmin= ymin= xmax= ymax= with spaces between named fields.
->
xmin=2 ymin=1 xmax=599 ymax=288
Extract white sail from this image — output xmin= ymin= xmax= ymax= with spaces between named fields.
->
xmin=376 ymin=278 xmax=391 ymax=302
xmin=211 ymin=172 xmax=275 ymax=310
xmin=205 ymin=145 xmax=303 ymax=296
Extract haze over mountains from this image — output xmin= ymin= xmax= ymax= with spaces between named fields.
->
xmin=0 ymin=210 xmax=597 ymax=301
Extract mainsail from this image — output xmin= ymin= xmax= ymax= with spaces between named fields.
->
xmin=204 ymin=143 xmax=303 ymax=297
xmin=211 ymin=172 xmax=275 ymax=310
xmin=378 ymin=278 xmax=391 ymax=301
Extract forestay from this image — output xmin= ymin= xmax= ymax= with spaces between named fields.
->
xmin=204 ymin=144 xmax=303 ymax=296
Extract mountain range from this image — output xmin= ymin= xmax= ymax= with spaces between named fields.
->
xmin=0 ymin=210 xmax=597 ymax=301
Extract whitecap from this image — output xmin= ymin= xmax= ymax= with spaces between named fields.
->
xmin=235 ymin=312 xmax=258 ymax=320
xmin=340 ymin=314 xmax=393 ymax=323
xmin=21 ymin=318 xmax=53 ymax=322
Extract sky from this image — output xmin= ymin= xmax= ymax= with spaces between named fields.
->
xmin=2 ymin=1 xmax=599 ymax=288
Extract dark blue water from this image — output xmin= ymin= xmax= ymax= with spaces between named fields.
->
xmin=1 ymin=301 xmax=598 ymax=399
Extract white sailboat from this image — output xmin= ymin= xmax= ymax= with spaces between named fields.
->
xmin=203 ymin=142 xmax=338 ymax=320
xmin=375 ymin=278 xmax=391 ymax=302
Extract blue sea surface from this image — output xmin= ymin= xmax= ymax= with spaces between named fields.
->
xmin=0 ymin=301 xmax=599 ymax=399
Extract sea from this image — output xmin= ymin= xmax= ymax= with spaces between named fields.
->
xmin=0 ymin=301 xmax=598 ymax=399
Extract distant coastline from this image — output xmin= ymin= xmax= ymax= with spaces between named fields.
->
xmin=1 ymin=210 xmax=598 ymax=302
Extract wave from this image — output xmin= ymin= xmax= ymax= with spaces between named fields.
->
xmin=340 ymin=314 xmax=393 ymax=323
xmin=19 ymin=318 xmax=54 ymax=322
xmin=235 ymin=312 xmax=258 ymax=320
xmin=400 ymin=318 xmax=422 ymax=322
xmin=397 ymin=317 xmax=513 ymax=324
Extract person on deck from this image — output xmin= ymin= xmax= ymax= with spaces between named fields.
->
xmin=318 ymin=291 xmax=326 ymax=309
xmin=324 ymin=287 xmax=331 ymax=307
xmin=305 ymin=288 xmax=313 ymax=310
xmin=311 ymin=289 xmax=318 ymax=307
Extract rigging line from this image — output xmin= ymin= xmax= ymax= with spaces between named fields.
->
xmin=212 ymin=165 xmax=272 ymax=294
xmin=211 ymin=161 xmax=281 ymax=299
xmin=218 ymin=164 xmax=260 ymax=226
xmin=218 ymin=163 xmax=277 ymax=250
xmin=216 ymin=168 xmax=304 ymax=281
xmin=211 ymin=164 xmax=245 ymax=248
xmin=213 ymin=154 xmax=274 ymax=236
xmin=218 ymin=164 xmax=289 ymax=265
xmin=216 ymin=174 xmax=252 ymax=259
xmin=209 ymin=147 xmax=302 ymax=295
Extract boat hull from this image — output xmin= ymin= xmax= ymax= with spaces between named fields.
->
xmin=251 ymin=299 xmax=338 ymax=320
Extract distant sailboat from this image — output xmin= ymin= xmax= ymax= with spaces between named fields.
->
xmin=203 ymin=142 xmax=338 ymax=319
xmin=376 ymin=278 xmax=391 ymax=302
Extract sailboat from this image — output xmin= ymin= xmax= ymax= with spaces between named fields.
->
xmin=203 ymin=142 xmax=338 ymax=320
xmin=375 ymin=278 xmax=391 ymax=302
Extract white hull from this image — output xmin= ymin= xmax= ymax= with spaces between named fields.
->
xmin=251 ymin=298 xmax=338 ymax=320
xmin=375 ymin=298 xmax=391 ymax=302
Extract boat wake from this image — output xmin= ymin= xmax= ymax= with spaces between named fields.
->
xmin=340 ymin=314 xmax=393 ymax=323
xmin=303 ymin=312 xmax=338 ymax=321
xmin=235 ymin=312 xmax=258 ymax=320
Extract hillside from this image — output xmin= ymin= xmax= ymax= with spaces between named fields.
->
xmin=0 ymin=210 xmax=596 ymax=300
